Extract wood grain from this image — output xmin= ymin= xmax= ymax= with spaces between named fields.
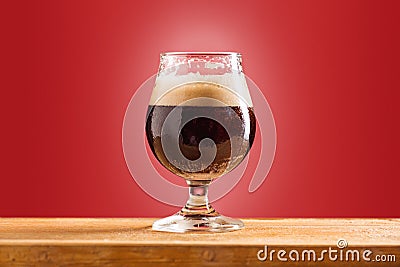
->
xmin=0 ymin=218 xmax=399 ymax=266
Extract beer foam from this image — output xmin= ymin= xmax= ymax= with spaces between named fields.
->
xmin=150 ymin=73 xmax=253 ymax=107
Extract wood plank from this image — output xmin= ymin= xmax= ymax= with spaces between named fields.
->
xmin=0 ymin=218 xmax=399 ymax=266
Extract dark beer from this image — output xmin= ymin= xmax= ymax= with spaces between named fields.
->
xmin=145 ymin=82 xmax=256 ymax=180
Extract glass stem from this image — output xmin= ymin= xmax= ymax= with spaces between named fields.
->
xmin=180 ymin=182 xmax=217 ymax=216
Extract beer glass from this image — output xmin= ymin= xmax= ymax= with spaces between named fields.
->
xmin=146 ymin=52 xmax=256 ymax=232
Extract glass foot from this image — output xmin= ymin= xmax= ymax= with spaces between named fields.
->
xmin=152 ymin=213 xmax=244 ymax=233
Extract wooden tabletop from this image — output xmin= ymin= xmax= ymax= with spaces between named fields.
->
xmin=0 ymin=218 xmax=399 ymax=266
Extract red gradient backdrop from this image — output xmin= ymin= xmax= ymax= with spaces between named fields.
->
xmin=1 ymin=0 xmax=399 ymax=217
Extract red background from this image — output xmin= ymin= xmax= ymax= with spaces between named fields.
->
xmin=1 ymin=0 xmax=399 ymax=217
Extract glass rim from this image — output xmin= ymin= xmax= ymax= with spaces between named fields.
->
xmin=161 ymin=52 xmax=241 ymax=57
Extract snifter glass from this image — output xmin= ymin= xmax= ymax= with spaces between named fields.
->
xmin=146 ymin=52 xmax=256 ymax=232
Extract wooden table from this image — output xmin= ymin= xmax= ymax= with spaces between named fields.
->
xmin=0 ymin=218 xmax=399 ymax=266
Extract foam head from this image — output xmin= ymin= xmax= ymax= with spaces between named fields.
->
xmin=150 ymin=73 xmax=253 ymax=107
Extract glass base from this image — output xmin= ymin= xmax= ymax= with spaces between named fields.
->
xmin=152 ymin=213 xmax=244 ymax=233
